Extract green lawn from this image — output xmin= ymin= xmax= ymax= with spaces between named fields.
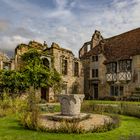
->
xmin=0 ymin=115 xmax=140 ymax=140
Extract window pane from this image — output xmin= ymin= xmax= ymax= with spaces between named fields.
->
xmin=110 ymin=85 xmax=119 ymax=96
xmin=92 ymin=69 xmax=94 ymax=77
xmin=107 ymin=63 xmax=117 ymax=73
xmin=62 ymin=59 xmax=68 ymax=75
xmin=96 ymin=56 xmax=98 ymax=61
xmin=74 ymin=62 xmax=79 ymax=76
xmin=110 ymin=86 xmax=114 ymax=96
xmin=96 ymin=69 xmax=98 ymax=77
xmin=107 ymin=64 xmax=111 ymax=73
xmin=92 ymin=56 xmax=94 ymax=62
xmin=126 ymin=60 xmax=131 ymax=71
xmin=119 ymin=60 xmax=131 ymax=72
xmin=92 ymin=55 xmax=98 ymax=62
xmin=92 ymin=69 xmax=98 ymax=78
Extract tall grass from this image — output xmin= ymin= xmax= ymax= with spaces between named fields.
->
xmin=0 ymin=93 xmax=25 ymax=117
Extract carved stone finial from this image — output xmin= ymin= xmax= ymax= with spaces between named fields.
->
xmin=58 ymin=94 xmax=84 ymax=116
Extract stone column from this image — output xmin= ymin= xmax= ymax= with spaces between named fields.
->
xmin=0 ymin=61 xmax=3 ymax=69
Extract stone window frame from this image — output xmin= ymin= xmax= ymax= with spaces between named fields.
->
xmin=3 ymin=62 xmax=11 ymax=70
xmin=92 ymin=55 xmax=98 ymax=62
xmin=74 ymin=61 xmax=79 ymax=77
xmin=92 ymin=69 xmax=98 ymax=78
xmin=61 ymin=57 xmax=68 ymax=75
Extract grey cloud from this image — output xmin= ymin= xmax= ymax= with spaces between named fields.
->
xmin=0 ymin=0 xmax=140 ymax=57
xmin=11 ymin=27 xmax=36 ymax=38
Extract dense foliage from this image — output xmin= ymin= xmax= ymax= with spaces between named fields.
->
xmin=19 ymin=48 xmax=62 ymax=130
xmin=0 ymin=70 xmax=28 ymax=94
xmin=0 ymin=48 xmax=62 ymax=95
xmin=0 ymin=48 xmax=62 ymax=130
xmin=21 ymin=49 xmax=62 ymax=91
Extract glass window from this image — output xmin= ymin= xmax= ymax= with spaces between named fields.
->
xmin=110 ymin=85 xmax=119 ymax=96
xmin=62 ymin=59 xmax=68 ymax=75
xmin=92 ymin=69 xmax=98 ymax=78
xmin=126 ymin=60 xmax=131 ymax=71
xmin=110 ymin=85 xmax=123 ymax=96
xmin=92 ymin=55 xmax=98 ymax=62
xmin=119 ymin=60 xmax=132 ymax=72
xmin=74 ymin=62 xmax=79 ymax=76
xmin=106 ymin=62 xmax=117 ymax=73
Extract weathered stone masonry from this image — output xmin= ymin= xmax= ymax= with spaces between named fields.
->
xmin=14 ymin=41 xmax=84 ymax=102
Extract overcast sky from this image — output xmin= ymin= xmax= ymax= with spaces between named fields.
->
xmin=0 ymin=0 xmax=140 ymax=57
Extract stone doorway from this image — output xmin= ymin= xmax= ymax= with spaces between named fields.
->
xmin=92 ymin=84 xmax=98 ymax=99
xmin=41 ymin=87 xmax=49 ymax=101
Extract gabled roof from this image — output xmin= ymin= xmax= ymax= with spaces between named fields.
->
xmin=84 ymin=28 xmax=140 ymax=63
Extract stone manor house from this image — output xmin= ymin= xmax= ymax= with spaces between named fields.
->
xmin=79 ymin=28 xmax=140 ymax=100
xmin=0 ymin=28 xmax=140 ymax=101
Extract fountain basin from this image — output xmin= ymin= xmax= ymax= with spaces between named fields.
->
xmin=46 ymin=113 xmax=90 ymax=122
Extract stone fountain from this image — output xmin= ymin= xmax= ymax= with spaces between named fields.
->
xmin=40 ymin=94 xmax=113 ymax=132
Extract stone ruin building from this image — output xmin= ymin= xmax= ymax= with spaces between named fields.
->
xmin=14 ymin=41 xmax=84 ymax=102
xmin=0 ymin=51 xmax=14 ymax=70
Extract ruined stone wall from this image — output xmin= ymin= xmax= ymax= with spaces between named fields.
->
xmin=10 ymin=59 xmax=15 ymax=70
xmin=52 ymin=46 xmax=84 ymax=95
xmin=80 ymin=58 xmax=90 ymax=99
xmin=15 ymin=45 xmax=29 ymax=70
xmin=15 ymin=41 xmax=45 ymax=70
xmin=34 ymin=42 xmax=84 ymax=101
xmin=14 ymin=41 xmax=84 ymax=102
xmin=79 ymin=42 xmax=91 ymax=58
xmin=0 ymin=52 xmax=11 ymax=70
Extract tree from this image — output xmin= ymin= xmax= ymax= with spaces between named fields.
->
xmin=19 ymin=48 xmax=62 ymax=129
xmin=0 ymin=70 xmax=28 ymax=95
xmin=21 ymin=48 xmax=62 ymax=91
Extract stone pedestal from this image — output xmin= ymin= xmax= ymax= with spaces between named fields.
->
xmin=58 ymin=94 xmax=84 ymax=116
